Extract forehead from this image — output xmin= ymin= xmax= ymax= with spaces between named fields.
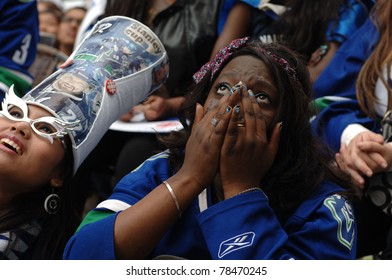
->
xmin=64 ymin=8 xmax=86 ymax=17
xmin=25 ymin=104 xmax=54 ymax=119
xmin=217 ymin=55 xmax=273 ymax=83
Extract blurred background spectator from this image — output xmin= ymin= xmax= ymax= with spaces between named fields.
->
xmin=56 ymin=6 xmax=87 ymax=56
xmin=30 ymin=1 xmax=87 ymax=87
xmin=0 ymin=0 xmax=39 ymax=102
xmin=37 ymin=0 xmax=63 ymax=46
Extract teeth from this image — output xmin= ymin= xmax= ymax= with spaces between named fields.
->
xmin=0 ymin=138 xmax=22 ymax=155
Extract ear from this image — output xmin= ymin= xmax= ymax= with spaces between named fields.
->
xmin=50 ymin=171 xmax=65 ymax=188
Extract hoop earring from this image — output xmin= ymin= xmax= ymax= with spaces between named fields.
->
xmin=44 ymin=189 xmax=61 ymax=215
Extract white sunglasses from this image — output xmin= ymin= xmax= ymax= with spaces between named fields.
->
xmin=0 ymin=86 xmax=79 ymax=145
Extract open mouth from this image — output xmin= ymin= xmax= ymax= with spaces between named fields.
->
xmin=0 ymin=138 xmax=22 ymax=155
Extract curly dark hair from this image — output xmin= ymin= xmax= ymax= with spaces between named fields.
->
xmin=160 ymin=39 xmax=359 ymax=221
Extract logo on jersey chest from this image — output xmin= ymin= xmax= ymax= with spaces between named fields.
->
xmin=324 ymin=195 xmax=355 ymax=250
xmin=218 ymin=232 xmax=255 ymax=258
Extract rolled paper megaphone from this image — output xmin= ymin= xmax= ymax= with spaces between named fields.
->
xmin=19 ymin=16 xmax=169 ymax=174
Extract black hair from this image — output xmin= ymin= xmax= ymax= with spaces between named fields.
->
xmin=273 ymin=0 xmax=347 ymax=60
xmin=0 ymin=137 xmax=80 ymax=259
xmin=159 ymin=40 xmax=359 ymax=221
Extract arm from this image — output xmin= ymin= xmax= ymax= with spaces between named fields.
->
xmin=65 ymin=90 xmax=241 ymax=259
xmin=312 ymin=18 xmax=378 ymax=99
xmin=308 ymin=0 xmax=369 ymax=83
xmin=141 ymin=95 xmax=186 ymax=121
xmin=210 ymin=2 xmax=253 ymax=58
xmin=308 ymin=41 xmax=339 ymax=83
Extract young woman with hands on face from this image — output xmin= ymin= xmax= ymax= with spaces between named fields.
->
xmin=64 ymin=38 xmax=360 ymax=260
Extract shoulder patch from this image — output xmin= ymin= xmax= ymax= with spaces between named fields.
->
xmin=218 ymin=232 xmax=255 ymax=258
xmin=323 ymin=194 xmax=355 ymax=250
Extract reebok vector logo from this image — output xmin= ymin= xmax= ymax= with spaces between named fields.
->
xmin=218 ymin=232 xmax=255 ymax=258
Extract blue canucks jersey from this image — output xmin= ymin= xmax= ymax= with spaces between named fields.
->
xmin=0 ymin=0 xmax=39 ymax=97
xmin=64 ymin=150 xmax=357 ymax=260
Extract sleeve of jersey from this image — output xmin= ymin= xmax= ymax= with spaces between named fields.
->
xmin=313 ymin=18 xmax=378 ymax=99
xmin=0 ymin=0 xmax=39 ymax=73
xmin=63 ymin=212 xmax=118 ymax=260
xmin=63 ymin=152 xmax=172 ymax=259
xmin=197 ymin=190 xmax=357 ymax=259
xmin=325 ymin=0 xmax=369 ymax=44
xmin=311 ymin=99 xmax=379 ymax=152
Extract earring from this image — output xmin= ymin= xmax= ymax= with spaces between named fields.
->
xmin=44 ymin=190 xmax=61 ymax=215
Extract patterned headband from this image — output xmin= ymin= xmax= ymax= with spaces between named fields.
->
xmin=192 ymin=37 xmax=300 ymax=86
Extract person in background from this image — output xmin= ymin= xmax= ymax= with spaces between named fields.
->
xmin=56 ymin=6 xmax=87 ymax=57
xmin=37 ymin=0 xmax=63 ymax=46
xmin=115 ymin=0 xmax=253 ymax=176
xmin=311 ymin=0 xmax=392 ymax=259
xmin=64 ymin=38 xmax=359 ymax=260
xmin=0 ymin=16 xmax=168 ymax=259
xmin=0 ymin=85 xmax=79 ymax=259
xmin=245 ymin=0 xmax=371 ymax=82
xmin=0 ymin=0 xmax=39 ymax=102
xmin=74 ymin=0 xmax=254 ymax=210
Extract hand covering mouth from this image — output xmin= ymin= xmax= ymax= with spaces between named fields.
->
xmin=0 ymin=138 xmax=22 ymax=155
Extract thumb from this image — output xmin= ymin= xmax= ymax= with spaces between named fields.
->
xmin=267 ymin=121 xmax=282 ymax=158
xmin=194 ymin=103 xmax=204 ymax=125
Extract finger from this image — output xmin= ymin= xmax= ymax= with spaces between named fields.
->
xmin=222 ymin=92 xmax=242 ymax=148
xmin=266 ymin=121 xmax=281 ymax=159
xmin=340 ymin=144 xmax=354 ymax=168
xmin=340 ymin=143 xmax=372 ymax=176
xmin=351 ymin=153 xmax=374 ymax=177
xmin=120 ymin=112 xmax=133 ymax=122
xmin=194 ymin=103 xmax=204 ymax=125
xmin=337 ymin=151 xmax=366 ymax=187
xmin=357 ymin=142 xmax=389 ymax=169
xmin=348 ymin=169 xmax=366 ymax=189
xmin=368 ymin=133 xmax=385 ymax=144
xmin=357 ymin=141 xmax=385 ymax=153
xmin=248 ymin=89 xmax=268 ymax=142
xmin=208 ymin=91 xmax=239 ymax=136
xmin=335 ymin=153 xmax=348 ymax=173
xmin=359 ymin=131 xmax=384 ymax=144
xmin=363 ymin=152 xmax=388 ymax=173
xmin=241 ymin=88 xmax=257 ymax=137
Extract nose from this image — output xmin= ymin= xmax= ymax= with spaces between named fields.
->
xmin=11 ymin=121 xmax=32 ymax=139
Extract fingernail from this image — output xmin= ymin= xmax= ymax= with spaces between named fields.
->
xmin=233 ymin=81 xmax=246 ymax=91
xmin=279 ymin=122 xmax=283 ymax=130
xmin=248 ymin=89 xmax=254 ymax=97
xmin=234 ymin=105 xmax=240 ymax=114
xmin=240 ymin=82 xmax=247 ymax=92
xmin=226 ymin=105 xmax=232 ymax=113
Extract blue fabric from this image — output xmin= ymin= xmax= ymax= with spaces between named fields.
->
xmin=0 ymin=0 xmax=39 ymax=78
xmin=64 ymin=150 xmax=357 ymax=260
xmin=325 ymin=0 xmax=369 ymax=44
xmin=313 ymin=18 xmax=379 ymax=99
xmin=311 ymin=99 xmax=380 ymax=152
xmin=217 ymin=0 xmax=237 ymax=35
xmin=248 ymin=0 xmax=368 ymax=50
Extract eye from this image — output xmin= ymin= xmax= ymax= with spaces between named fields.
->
xmin=215 ymin=82 xmax=232 ymax=96
xmin=33 ymin=122 xmax=57 ymax=135
xmin=8 ymin=106 xmax=24 ymax=119
xmin=254 ymin=92 xmax=272 ymax=105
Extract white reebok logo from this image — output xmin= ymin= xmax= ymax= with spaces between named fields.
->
xmin=218 ymin=232 xmax=255 ymax=258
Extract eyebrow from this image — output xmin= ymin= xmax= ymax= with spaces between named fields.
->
xmin=218 ymin=72 xmax=277 ymax=93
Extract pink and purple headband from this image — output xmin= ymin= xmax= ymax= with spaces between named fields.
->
xmin=192 ymin=37 xmax=300 ymax=86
